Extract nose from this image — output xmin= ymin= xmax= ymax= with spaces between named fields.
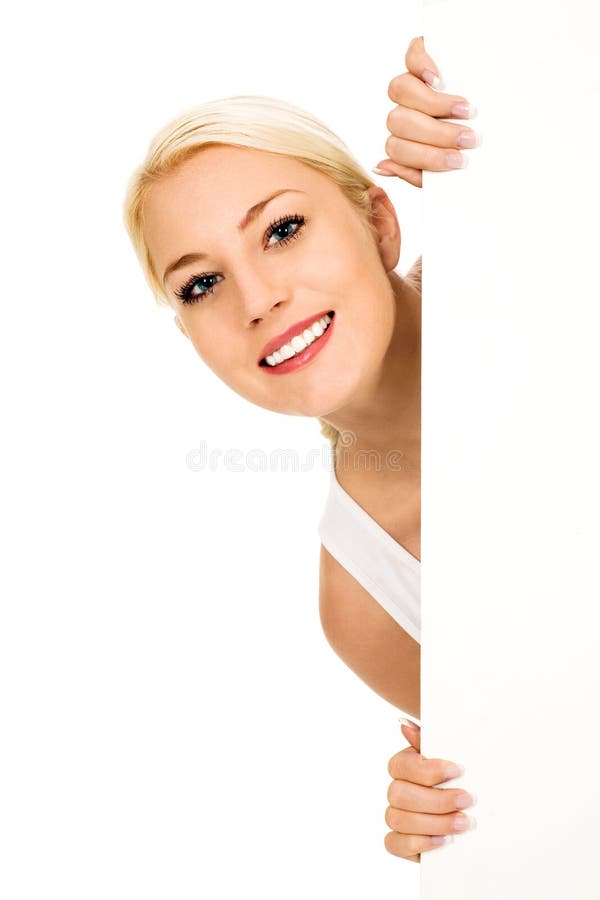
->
xmin=235 ymin=265 xmax=290 ymax=327
xmin=247 ymin=297 xmax=287 ymax=327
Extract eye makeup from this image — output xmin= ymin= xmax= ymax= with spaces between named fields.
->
xmin=173 ymin=213 xmax=307 ymax=305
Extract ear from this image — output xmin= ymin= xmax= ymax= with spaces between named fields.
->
xmin=173 ymin=314 xmax=189 ymax=338
xmin=365 ymin=185 xmax=401 ymax=272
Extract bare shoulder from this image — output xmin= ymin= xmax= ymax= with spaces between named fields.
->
xmin=318 ymin=543 xmax=420 ymax=717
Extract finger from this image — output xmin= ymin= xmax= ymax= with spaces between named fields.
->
xmin=387 ymin=71 xmax=476 ymax=120
xmin=385 ymin=804 xmax=476 ymax=837
xmin=385 ymin=135 xmax=468 ymax=172
xmin=372 ymin=161 xmax=422 ymax=188
xmin=387 ymin=747 xmax=465 ymax=785
xmin=386 ymin=105 xmax=481 ymax=152
xmin=399 ymin=719 xmax=421 ymax=752
xmin=384 ymin=829 xmax=448 ymax=862
xmin=387 ymin=778 xmax=475 ymax=815
xmin=405 ymin=35 xmax=443 ymax=89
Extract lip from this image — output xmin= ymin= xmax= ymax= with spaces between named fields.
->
xmin=257 ymin=308 xmax=334 ymax=364
xmin=259 ymin=311 xmax=335 ymax=375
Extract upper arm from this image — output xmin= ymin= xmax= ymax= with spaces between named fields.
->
xmin=318 ymin=544 xmax=420 ymax=718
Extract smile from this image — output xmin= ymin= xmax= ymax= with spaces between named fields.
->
xmin=259 ymin=311 xmax=335 ymax=375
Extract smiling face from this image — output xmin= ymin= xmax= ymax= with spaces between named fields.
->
xmin=142 ymin=144 xmax=401 ymax=417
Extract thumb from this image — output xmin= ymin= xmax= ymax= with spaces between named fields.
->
xmin=399 ymin=717 xmax=421 ymax=753
xmin=406 ymin=35 xmax=445 ymax=90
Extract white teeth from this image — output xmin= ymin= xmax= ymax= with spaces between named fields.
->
xmin=263 ymin=314 xmax=333 ymax=367
xmin=291 ymin=334 xmax=307 ymax=352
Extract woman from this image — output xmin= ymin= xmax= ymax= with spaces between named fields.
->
xmin=123 ymin=36 xmax=480 ymax=865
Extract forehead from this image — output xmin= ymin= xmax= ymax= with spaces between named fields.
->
xmin=153 ymin=143 xmax=336 ymax=202
xmin=143 ymin=145 xmax=348 ymax=271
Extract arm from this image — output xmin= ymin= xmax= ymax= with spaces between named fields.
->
xmin=319 ymin=545 xmax=477 ymax=864
xmin=318 ymin=544 xmax=420 ymax=718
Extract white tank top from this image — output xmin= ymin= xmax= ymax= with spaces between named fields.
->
xmin=317 ymin=466 xmax=421 ymax=644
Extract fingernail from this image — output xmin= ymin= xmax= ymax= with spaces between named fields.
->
xmin=443 ymin=763 xmax=465 ymax=780
xmin=454 ymin=791 xmax=476 ymax=809
xmin=399 ymin=717 xmax=419 ymax=730
xmin=451 ymin=102 xmax=477 ymax=118
xmin=371 ymin=166 xmax=393 ymax=176
xmin=421 ymin=69 xmax=444 ymax=89
xmin=456 ymin=131 xmax=482 ymax=149
xmin=430 ymin=835 xmax=450 ymax=846
xmin=445 ymin=152 xmax=468 ymax=169
xmin=453 ymin=814 xmax=476 ymax=833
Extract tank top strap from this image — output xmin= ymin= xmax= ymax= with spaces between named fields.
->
xmin=318 ymin=466 xmax=421 ymax=644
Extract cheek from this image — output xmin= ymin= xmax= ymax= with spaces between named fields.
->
xmin=187 ymin=325 xmax=230 ymax=372
xmin=190 ymin=328 xmax=252 ymax=392
xmin=294 ymin=224 xmax=374 ymax=293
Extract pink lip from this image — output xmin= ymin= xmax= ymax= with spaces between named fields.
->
xmin=257 ymin=309 xmax=334 ymax=363
xmin=259 ymin=312 xmax=336 ymax=375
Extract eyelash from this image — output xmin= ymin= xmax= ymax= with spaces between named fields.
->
xmin=174 ymin=213 xmax=307 ymax=306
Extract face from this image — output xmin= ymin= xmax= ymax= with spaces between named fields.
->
xmin=143 ymin=145 xmax=401 ymax=417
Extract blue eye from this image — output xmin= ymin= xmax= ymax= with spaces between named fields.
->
xmin=265 ymin=214 xmax=306 ymax=247
xmin=174 ymin=273 xmax=223 ymax=305
xmin=173 ymin=214 xmax=306 ymax=306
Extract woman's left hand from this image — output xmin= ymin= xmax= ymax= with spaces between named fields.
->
xmin=373 ymin=35 xmax=481 ymax=187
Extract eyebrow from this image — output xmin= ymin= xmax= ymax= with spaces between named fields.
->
xmin=162 ymin=188 xmax=307 ymax=286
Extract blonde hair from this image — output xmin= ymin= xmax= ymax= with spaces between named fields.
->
xmin=122 ymin=93 xmax=412 ymax=453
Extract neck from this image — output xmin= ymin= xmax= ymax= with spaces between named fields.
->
xmin=320 ymin=270 xmax=421 ymax=477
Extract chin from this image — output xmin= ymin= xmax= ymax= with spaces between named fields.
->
xmin=236 ymin=357 xmax=365 ymax=419
xmin=290 ymin=381 xmax=362 ymax=420
xmin=244 ymin=391 xmax=341 ymax=420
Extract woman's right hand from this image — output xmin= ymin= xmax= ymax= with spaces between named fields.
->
xmin=384 ymin=720 xmax=477 ymax=863
xmin=373 ymin=35 xmax=482 ymax=188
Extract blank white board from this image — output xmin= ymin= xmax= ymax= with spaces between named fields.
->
xmin=421 ymin=1 xmax=600 ymax=896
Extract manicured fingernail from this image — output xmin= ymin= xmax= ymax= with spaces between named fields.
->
xmin=443 ymin=763 xmax=465 ymax=780
xmin=421 ymin=69 xmax=443 ymax=89
xmin=453 ymin=814 xmax=476 ymax=833
xmin=455 ymin=792 xmax=476 ymax=809
xmin=451 ymin=102 xmax=477 ymax=118
xmin=371 ymin=166 xmax=393 ymax=176
xmin=445 ymin=152 xmax=468 ymax=169
xmin=457 ymin=131 xmax=482 ymax=149
xmin=430 ymin=835 xmax=450 ymax=846
xmin=399 ymin=717 xmax=419 ymax=730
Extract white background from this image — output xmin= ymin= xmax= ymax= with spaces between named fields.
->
xmin=1 ymin=1 xmax=426 ymax=896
